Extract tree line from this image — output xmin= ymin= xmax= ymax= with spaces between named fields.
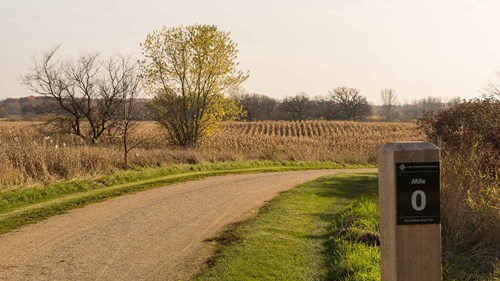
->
xmin=231 ymin=88 xmax=371 ymax=121
xmin=1 ymin=91 xmax=449 ymax=123
xmin=231 ymin=89 xmax=450 ymax=122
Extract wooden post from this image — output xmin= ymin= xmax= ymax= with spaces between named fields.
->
xmin=378 ymin=142 xmax=442 ymax=281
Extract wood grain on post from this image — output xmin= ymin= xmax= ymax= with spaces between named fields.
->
xmin=379 ymin=142 xmax=442 ymax=281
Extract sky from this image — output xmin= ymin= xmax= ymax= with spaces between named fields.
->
xmin=1 ymin=0 xmax=499 ymax=104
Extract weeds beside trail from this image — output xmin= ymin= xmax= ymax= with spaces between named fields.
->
xmin=196 ymin=173 xmax=381 ymax=281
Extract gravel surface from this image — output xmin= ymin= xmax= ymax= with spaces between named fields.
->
xmin=0 ymin=168 xmax=375 ymax=281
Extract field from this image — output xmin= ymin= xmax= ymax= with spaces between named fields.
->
xmin=204 ymin=121 xmax=423 ymax=162
xmin=0 ymin=120 xmax=423 ymax=189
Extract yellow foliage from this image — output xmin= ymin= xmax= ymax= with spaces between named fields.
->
xmin=141 ymin=24 xmax=248 ymax=146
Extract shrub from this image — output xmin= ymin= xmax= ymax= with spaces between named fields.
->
xmin=418 ymin=96 xmax=500 ymax=172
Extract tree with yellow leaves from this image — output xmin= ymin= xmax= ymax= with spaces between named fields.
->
xmin=141 ymin=24 xmax=248 ymax=147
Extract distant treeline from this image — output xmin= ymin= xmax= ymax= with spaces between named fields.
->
xmin=0 ymin=96 xmax=53 ymax=120
xmin=0 ymin=93 xmax=451 ymax=122
xmin=230 ymin=91 xmax=451 ymax=122
xmin=0 ymin=96 xmax=153 ymax=121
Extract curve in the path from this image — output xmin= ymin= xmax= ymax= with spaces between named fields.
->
xmin=0 ymin=168 xmax=375 ymax=281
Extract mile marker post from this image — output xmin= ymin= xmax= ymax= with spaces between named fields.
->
xmin=378 ymin=142 xmax=442 ymax=281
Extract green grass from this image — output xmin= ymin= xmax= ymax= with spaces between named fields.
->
xmin=195 ymin=173 xmax=380 ymax=281
xmin=0 ymin=160 xmax=370 ymax=234
xmin=329 ymin=195 xmax=380 ymax=280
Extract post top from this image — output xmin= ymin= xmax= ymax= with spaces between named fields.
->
xmin=379 ymin=141 xmax=439 ymax=152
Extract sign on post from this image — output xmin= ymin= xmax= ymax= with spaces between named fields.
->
xmin=378 ymin=142 xmax=442 ymax=281
xmin=396 ymin=162 xmax=440 ymax=225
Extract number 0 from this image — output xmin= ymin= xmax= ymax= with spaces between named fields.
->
xmin=411 ymin=190 xmax=426 ymax=211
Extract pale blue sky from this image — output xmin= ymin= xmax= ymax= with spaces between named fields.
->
xmin=1 ymin=0 xmax=499 ymax=103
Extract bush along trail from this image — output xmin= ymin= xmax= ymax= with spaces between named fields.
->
xmin=0 ymin=161 xmax=372 ymax=235
xmin=196 ymin=173 xmax=381 ymax=281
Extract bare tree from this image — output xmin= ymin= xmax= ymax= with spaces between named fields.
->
xmin=399 ymin=96 xmax=444 ymax=120
xmin=328 ymin=87 xmax=371 ymax=121
xmin=109 ymin=56 xmax=145 ymax=167
xmin=312 ymin=95 xmax=339 ymax=120
xmin=22 ymin=47 xmax=141 ymax=144
xmin=231 ymin=91 xmax=278 ymax=121
xmin=420 ymin=96 xmax=444 ymax=112
xmin=379 ymin=88 xmax=399 ymax=121
xmin=278 ymin=93 xmax=313 ymax=120
xmin=486 ymin=70 xmax=500 ymax=98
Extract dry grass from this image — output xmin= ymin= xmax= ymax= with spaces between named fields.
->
xmin=441 ymin=148 xmax=500 ymax=278
xmin=0 ymin=120 xmax=423 ymax=190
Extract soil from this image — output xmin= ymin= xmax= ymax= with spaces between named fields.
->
xmin=0 ymin=168 xmax=375 ymax=281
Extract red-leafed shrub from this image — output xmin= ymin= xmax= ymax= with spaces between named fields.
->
xmin=418 ymin=96 xmax=500 ymax=173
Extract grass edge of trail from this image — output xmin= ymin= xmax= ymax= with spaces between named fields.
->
xmin=195 ymin=172 xmax=381 ymax=281
xmin=0 ymin=160 xmax=373 ymax=234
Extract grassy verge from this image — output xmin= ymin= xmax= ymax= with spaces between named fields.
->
xmin=196 ymin=172 xmax=498 ymax=280
xmin=195 ymin=173 xmax=380 ymax=281
xmin=0 ymin=160 xmax=370 ymax=234
xmin=329 ymin=194 xmax=380 ymax=280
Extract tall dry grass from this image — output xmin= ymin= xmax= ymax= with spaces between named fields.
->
xmin=441 ymin=148 xmax=499 ymax=277
xmin=0 ymin=120 xmax=424 ymax=190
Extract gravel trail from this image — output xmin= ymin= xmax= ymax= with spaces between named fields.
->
xmin=0 ymin=168 xmax=375 ymax=281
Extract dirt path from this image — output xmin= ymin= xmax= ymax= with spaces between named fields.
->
xmin=0 ymin=168 xmax=375 ymax=281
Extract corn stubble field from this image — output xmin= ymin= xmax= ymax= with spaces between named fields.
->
xmin=0 ymin=120 xmax=423 ymax=190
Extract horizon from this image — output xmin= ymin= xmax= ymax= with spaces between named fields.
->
xmin=1 ymin=0 xmax=499 ymax=104
xmin=0 ymin=91 xmax=464 ymax=106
